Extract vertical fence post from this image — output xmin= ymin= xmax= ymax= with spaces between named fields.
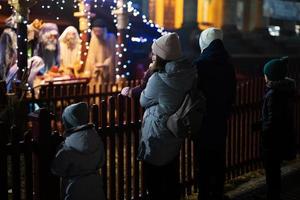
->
xmin=133 ymin=96 xmax=140 ymax=199
xmin=0 ymin=81 xmax=8 ymax=200
xmin=100 ymin=100 xmax=108 ymax=198
xmin=0 ymin=121 xmax=9 ymax=200
xmin=91 ymin=104 xmax=99 ymax=129
xmin=125 ymin=96 xmax=132 ymax=200
xmin=108 ymin=96 xmax=116 ymax=200
xmin=11 ymin=125 xmax=21 ymax=200
xmin=29 ymin=108 xmax=60 ymax=200
xmin=117 ymin=95 xmax=125 ymax=200
xmin=24 ymin=130 xmax=33 ymax=200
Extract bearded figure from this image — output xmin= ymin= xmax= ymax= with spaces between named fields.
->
xmin=85 ymin=19 xmax=116 ymax=86
xmin=34 ymin=23 xmax=60 ymax=73
xmin=0 ymin=14 xmax=17 ymax=80
xmin=59 ymin=26 xmax=81 ymax=76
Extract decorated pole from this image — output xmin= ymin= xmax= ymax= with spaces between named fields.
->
xmin=74 ymin=0 xmax=95 ymax=74
xmin=8 ymin=0 xmax=37 ymax=81
xmin=112 ymin=0 xmax=129 ymax=81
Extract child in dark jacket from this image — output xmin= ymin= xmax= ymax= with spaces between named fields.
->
xmin=261 ymin=57 xmax=296 ymax=200
xmin=51 ymin=102 xmax=105 ymax=200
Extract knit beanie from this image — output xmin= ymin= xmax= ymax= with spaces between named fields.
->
xmin=263 ymin=57 xmax=288 ymax=81
xmin=62 ymin=102 xmax=89 ymax=130
xmin=199 ymin=27 xmax=223 ymax=52
xmin=152 ymin=32 xmax=182 ymax=60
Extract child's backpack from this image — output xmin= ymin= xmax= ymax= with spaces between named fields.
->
xmin=167 ymin=84 xmax=206 ymax=139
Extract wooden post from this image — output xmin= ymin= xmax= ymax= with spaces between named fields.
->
xmin=116 ymin=95 xmax=124 ymax=200
xmin=0 ymin=80 xmax=7 ymax=105
xmin=108 ymin=96 xmax=116 ymax=200
xmin=100 ymin=100 xmax=108 ymax=197
xmin=0 ymin=122 xmax=9 ymax=200
xmin=8 ymin=0 xmax=37 ymax=80
xmin=132 ymin=96 xmax=140 ymax=199
xmin=0 ymin=82 xmax=7 ymax=197
xmin=91 ymin=104 xmax=99 ymax=129
xmin=11 ymin=125 xmax=21 ymax=200
xmin=125 ymin=96 xmax=132 ymax=200
xmin=74 ymin=1 xmax=95 ymax=74
xmin=112 ymin=0 xmax=130 ymax=81
xmin=16 ymin=17 xmax=28 ymax=80
xmin=24 ymin=130 xmax=33 ymax=200
xmin=28 ymin=108 xmax=60 ymax=200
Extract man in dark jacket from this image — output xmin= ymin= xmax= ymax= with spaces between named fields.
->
xmin=193 ymin=27 xmax=236 ymax=200
xmin=261 ymin=58 xmax=296 ymax=200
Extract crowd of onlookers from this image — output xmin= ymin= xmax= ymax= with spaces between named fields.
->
xmin=0 ymin=10 xmax=297 ymax=200
xmin=49 ymin=26 xmax=297 ymax=200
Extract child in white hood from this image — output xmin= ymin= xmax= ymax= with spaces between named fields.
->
xmin=51 ymin=102 xmax=105 ymax=200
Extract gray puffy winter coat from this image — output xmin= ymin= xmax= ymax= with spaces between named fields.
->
xmin=138 ymin=58 xmax=196 ymax=166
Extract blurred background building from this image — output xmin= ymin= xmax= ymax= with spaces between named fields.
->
xmin=130 ymin=0 xmax=300 ymax=56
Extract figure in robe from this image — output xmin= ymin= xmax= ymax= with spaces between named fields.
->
xmin=85 ymin=19 xmax=116 ymax=86
xmin=59 ymin=26 xmax=81 ymax=77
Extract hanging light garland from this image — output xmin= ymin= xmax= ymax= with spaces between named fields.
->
xmin=110 ymin=0 xmax=169 ymax=79
xmin=74 ymin=0 xmax=94 ymax=69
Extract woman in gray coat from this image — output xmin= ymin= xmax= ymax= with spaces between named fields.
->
xmin=52 ymin=102 xmax=105 ymax=200
xmin=138 ymin=32 xmax=196 ymax=200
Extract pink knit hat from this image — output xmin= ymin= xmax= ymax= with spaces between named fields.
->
xmin=152 ymin=32 xmax=182 ymax=60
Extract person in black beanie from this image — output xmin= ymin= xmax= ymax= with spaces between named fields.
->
xmin=259 ymin=57 xmax=296 ymax=200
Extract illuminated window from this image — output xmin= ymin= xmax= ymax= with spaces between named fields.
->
xmin=197 ymin=0 xmax=223 ymax=29
xmin=164 ymin=0 xmax=175 ymax=28
xmin=148 ymin=0 xmax=183 ymax=29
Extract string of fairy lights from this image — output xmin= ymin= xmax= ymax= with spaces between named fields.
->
xmin=6 ymin=0 xmax=168 ymax=80
xmin=111 ymin=0 xmax=169 ymax=79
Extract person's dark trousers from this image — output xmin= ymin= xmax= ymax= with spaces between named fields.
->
xmin=195 ymin=117 xmax=227 ymax=200
xmin=144 ymin=157 xmax=180 ymax=200
xmin=196 ymin=144 xmax=226 ymax=200
xmin=263 ymin=149 xmax=282 ymax=200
